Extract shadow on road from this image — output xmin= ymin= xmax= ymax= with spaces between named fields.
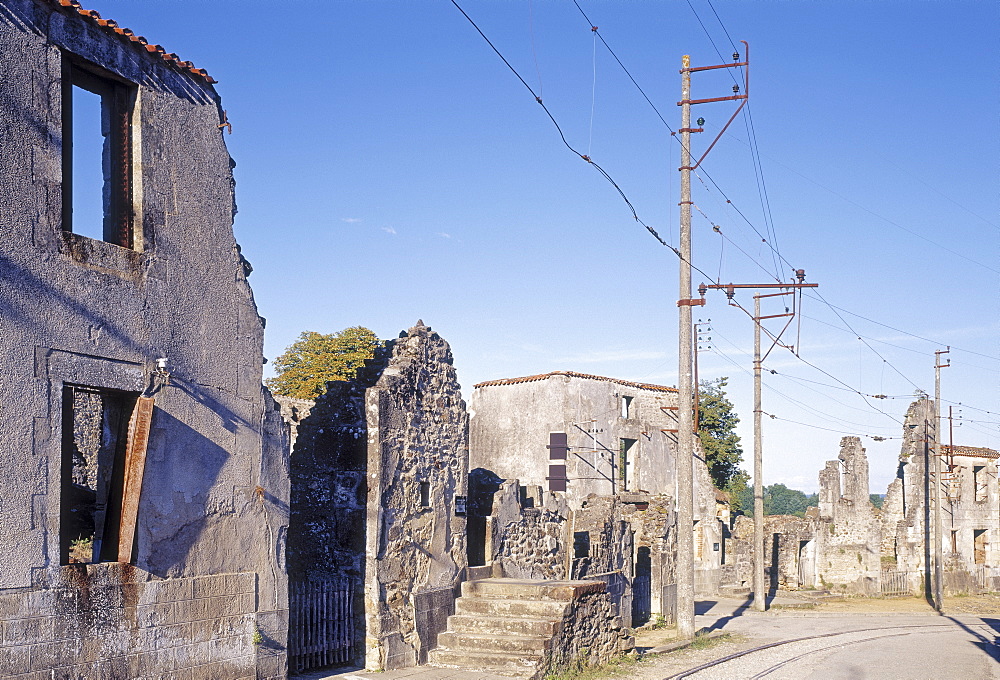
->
xmin=701 ymin=594 xmax=754 ymax=633
xmin=944 ymin=614 xmax=1000 ymax=663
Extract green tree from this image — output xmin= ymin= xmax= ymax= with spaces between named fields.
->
xmin=697 ymin=378 xmax=749 ymax=508
xmin=736 ymin=484 xmax=819 ymax=518
xmin=266 ymin=327 xmax=381 ymax=399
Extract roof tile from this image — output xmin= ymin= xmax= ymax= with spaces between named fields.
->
xmin=474 ymin=371 xmax=677 ymax=394
xmin=45 ymin=0 xmax=217 ymax=84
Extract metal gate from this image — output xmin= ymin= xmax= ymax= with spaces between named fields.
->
xmin=880 ymin=571 xmax=911 ymax=597
xmin=289 ymin=579 xmax=355 ymax=672
xmin=632 ymin=547 xmax=652 ymax=626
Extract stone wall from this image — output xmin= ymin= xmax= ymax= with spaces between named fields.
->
xmin=364 ymin=323 xmax=469 ymax=671
xmin=0 ymin=566 xmax=258 ymax=680
xmin=879 ymin=400 xmax=1000 ymax=593
xmin=282 ymin=322 xmax=469 ymax=672
xmin=543 ymin=584 xmax=634 ymax=678
xmin=0 ymin=2 xmax=288 ymax=677
xmin=488 ymin=482 xmax=568 ymax=580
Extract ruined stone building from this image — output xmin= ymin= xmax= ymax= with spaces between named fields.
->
xmin=467 ymin=372 xmax=725 ymax=626
xmin=724 ymin=436 xmax=882 ymax=595
xmin=280 ymin=322 xmax=469 ymax=673
xmin=881 ymin=399 xmax=1000 ymax=592
xmin=723 ymin=398 xmax=1000 ymax=599
xmin=0 ymin=1 xmax=289 ymax=678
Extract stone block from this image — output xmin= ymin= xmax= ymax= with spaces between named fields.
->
xmin=0 ymin=592 xmax=26 ymax=619
xmin=192 ymin=575 xmax=229 ymax=601
xmin=0 ymin=643 xmax=30 ymax=675
xmin=224 ymin=572 xmax=255 ymax=595
xmin=4 ymin=616 xmax=52 ymax=645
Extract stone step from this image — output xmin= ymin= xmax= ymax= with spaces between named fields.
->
xmin=462 ymin=578 xmax=604 ymax=602
xmin=427 ymin=648 xmax=541 ymax=677
xmin=455 ymin=595 xmax=569 ymax=619
xmin=447 ymin=613 xmax=561 ymax=637
xmin=437 ymin=630 xmax=552 ymax=655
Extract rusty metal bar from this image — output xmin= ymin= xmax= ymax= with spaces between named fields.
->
xmin=677 ymin=93 xmax=747 ymax=106
xmin=682 ymin=61 xmax=747 ymax=73
xmin=702 ymin=283 xmax=818 ymax=290
xmin=117 ymin=396 xmax=153 ymax=563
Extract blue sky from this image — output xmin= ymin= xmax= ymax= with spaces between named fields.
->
xmin=77 ymin=0 xmax=998 ymax=493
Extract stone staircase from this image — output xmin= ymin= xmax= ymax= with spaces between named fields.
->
xmin=428 ymin=578 xmax=605 ymax=678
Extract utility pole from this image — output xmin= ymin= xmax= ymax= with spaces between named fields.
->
xmin=675 ymin=43 xmax=748 ymax=639
xmin=699 ymin=275 xmax=818 ymax=611
xmin=752 ymin=293 xmax=763 ymax=610
xmin=933 ymin=347 xmax=949 ymax=612
xmin=676 ymin=53 xmax=696 ymax=641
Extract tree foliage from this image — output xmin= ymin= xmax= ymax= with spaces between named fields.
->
xmin=266 ymin=327 xmax=381 ymax=399
xmin=736 ymin=483 xmax=819 ymax=518
xmin=697 ymin=378 xmax=748 ymax=505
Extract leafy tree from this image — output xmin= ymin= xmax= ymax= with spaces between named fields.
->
xmin=870 ymin=493 xmax=884 ymax=509
xmin=266 ymin=327 xmax=381 ymax=399
xmin=736 ymin=483 xmax=819 ymax=518
xmin=697 ymin=377 xmax=749 ymax=508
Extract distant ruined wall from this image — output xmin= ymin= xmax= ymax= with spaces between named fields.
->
xmin=815 ymin=437 xmax=882 ymax=592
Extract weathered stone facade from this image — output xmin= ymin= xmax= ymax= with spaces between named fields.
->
xmin=469 ymin=371 xmax=724 ymax=600
xmin=880 ymin=399 xmax=1000 ymax=593
xmin=0 ymin=1 xmax=289 ymax=677
xmin=282 ymin=322 xmax=468 ymax=672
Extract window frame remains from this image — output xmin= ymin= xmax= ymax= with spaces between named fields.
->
xmin=62 ymin=58 xmax=136 ymax=249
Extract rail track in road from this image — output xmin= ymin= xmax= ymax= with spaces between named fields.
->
xmin=664 ymin=622 xmax=1000 ymax=679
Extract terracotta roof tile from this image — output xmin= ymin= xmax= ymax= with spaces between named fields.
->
xmin=474 ymin=371 xmax=677 ymax=394
xmin=47 ymin=0 xmax=216 ymax=84
xmin=943 ymin=445 xmax=1000 ymax=460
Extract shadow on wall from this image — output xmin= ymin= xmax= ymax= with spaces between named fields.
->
xmin=0 ymin=252 xmax=152 ymax=361
xmin=139 ymin=407 xmax=234 ymax=579
xmin=467 ymin=468 xmax=503 ymax=567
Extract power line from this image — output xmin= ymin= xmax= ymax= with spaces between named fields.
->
xmin=451 ymin=0 xmax=726 ymax=284
xmin=449 ymin=0 xmax=672 ymax=250
xmin=712 ymin=328 xmax=898 ymax=428
xmin=761 ymin=411 xmax=899 ymax=441
xmin=802 ymin=292 xmax=1000 ymax=363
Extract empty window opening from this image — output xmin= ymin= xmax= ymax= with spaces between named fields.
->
xmin=951 ymin=530 xmax=958 ymax=555
xmin=621 ymin=395 xmax=633 ymax=419
xmin=974 ymin=529 xmax=987 ymax=565
xmin=573 ymin=531 xmax=591 ymax=559
xmin=419 ymin=481 xmax=430 ymax=508
xmin=63 ymin=62 xmax=134 ymax=247
xmin=974 ymin=466 xmax=987 ymax=503
xmin=619 ymin=438 xmax=637 ymax=493
xmin=60 ymin=385 xmax=138 ymax=564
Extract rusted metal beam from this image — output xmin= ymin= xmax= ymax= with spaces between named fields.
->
xmin=118 ymin=396 xmax=153 ymax=563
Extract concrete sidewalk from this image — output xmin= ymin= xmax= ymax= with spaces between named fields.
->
xmin=296 ymin=666 xmax=518 ymax=680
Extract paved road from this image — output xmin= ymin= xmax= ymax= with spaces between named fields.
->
xmin=636 ymin=598 xmax=1000 ymax=680
xmin=299 ymin=597 xmax=1000 ymax=680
